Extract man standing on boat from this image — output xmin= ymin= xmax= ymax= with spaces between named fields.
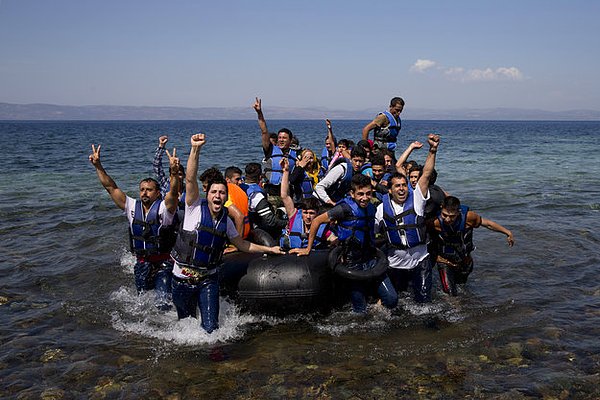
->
xmin=170 ymin=133 xmax=283 ymax=334
xmin=362 ymin=97 xmax=405 ymax=153
xmin=89 ymin=144 xmax=180 ymax=309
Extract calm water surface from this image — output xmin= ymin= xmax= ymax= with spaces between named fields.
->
xmin=0 ymin=120 xmax=599 ymax=399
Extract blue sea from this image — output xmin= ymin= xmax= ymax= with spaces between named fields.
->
xmin=1 ymin=119 xmax=599 ymax=398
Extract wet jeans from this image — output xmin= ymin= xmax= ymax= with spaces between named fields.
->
xmin=171 ymin=274 xmax=220 ymax=334
xmin=133 ymin=260 xmax=173 ymax=308
xmin=348 ymin=258 xmax=399 ymax=313
xmin=388 ymin=256 xmax=433 ymax=303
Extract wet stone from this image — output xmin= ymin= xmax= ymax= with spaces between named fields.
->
xmin=40 ymin=388 xmax=65 ymax=400
xmin=92 ymin=377 xmax=123 ymax=398
xmin=40 ymin=349 xmax=66 ymax=363
xmin=117 ymin=355 xmax=135 ymax=367
xmin=0 ymin=295 xmax=9 ymax=305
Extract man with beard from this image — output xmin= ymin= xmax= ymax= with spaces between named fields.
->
xmin=89 ymin=144 xmax=180 ymax=309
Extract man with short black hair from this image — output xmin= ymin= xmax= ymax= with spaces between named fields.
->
xmin=292 ymin=174 xmax=398 ymax=314
xmin=313 ymin=146 xmax=368 ymax=206
xmin=362 ymin=97 xmax=405 ymax=152
xmin=89 ymin=143 xmax=180 ymax=309
xmin=375 ymin=134 xmax=440 ymax=303
xmin=170 ymin=134 xmax=283 ymax=333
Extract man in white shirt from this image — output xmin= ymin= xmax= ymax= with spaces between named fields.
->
xmin=375 ymin=134 xmax=440 ymax=303
xmin=170 ymin=134 xmax=284 ymax=334
xmin=89 ymin=144 xmax=180 ymax=309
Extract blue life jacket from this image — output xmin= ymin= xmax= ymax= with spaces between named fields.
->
xmin=170 ymin=200 xmax=229 ymax=269
xmin=374 ymin=110 xmax=401 ymax=150
xmin=381 ymin=190 xmax=426 ymax=249
xmin=320 ymin=147 xmax=334 ymax=171
xmin=299 ymin=170 xmax=315 ymax=199
xmin=129 ymin=199 xmax=175 ymax=256
xmin=324 ymin=158 xmax=354 ymax=203
xmin=263 ymin=145 xmax=297 ymax=185
xmin=335 ymin=197 xmax=375 ymax=247
xmin=437 ymin=205 xmax=474 ymax=262
xmin=360 ymin=162 xmax=373 ymax=178
xmin=280 ymin=209 xmax=327 ymax=249
xmin=245 ymin=183 xmax=264 ymax=201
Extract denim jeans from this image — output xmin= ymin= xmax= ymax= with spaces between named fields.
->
xmin=347 ymin=258 xmax=398 ymax=313
xmin=388 ymin=256 xmax=433 ymax=303
xmin=133 ymin=260 xmax=173 ymax=308
xmin=171 ymin=274 xmax=220 ymax=333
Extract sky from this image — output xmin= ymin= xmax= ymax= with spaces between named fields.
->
xmin=1 ymin=0 xmax=599 ymax=112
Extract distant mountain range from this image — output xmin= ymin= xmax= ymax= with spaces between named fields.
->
xmin=1 ymin=102 xmax=599 ymax=121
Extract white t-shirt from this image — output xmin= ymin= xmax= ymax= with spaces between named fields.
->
xmin=173 ymin=197 xmax=239 ymax=278
xmin=375 ymin=185 xmax=430 ymax=270
xmin=124 ymin=196 xmax=175 ymax=228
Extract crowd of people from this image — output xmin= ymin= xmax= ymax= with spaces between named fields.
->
xmin=89 ymin=97 xmax=515 ymax=334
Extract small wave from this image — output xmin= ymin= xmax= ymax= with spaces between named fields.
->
xmin=109 ymin=287 xmax=259 ymax=346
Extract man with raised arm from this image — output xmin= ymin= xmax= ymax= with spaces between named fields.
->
xmin=320 ymin=119 xmax=337 ymax=172
xmin=253 ymin=97 xmax=297 ymax=196
xmin=169 ymin=134 xmax=284 ymax=334
xmin=89 ymin=144 xmax=180 ymax=309
xmin=362 ymin=97 xmax=405 ymax=153
xmin=375 ymin=134 xmax=440 ymax=304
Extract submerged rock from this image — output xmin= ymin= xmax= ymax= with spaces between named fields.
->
xmin=40 ymin=349 xmax=66 ymax=363
xmin=40 ymin=388 xmax=65 ymax=400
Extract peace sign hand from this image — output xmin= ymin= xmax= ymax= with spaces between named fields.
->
xmin=165 ymin=148 xmax=180 ymax=173
xmin=89 ymin=144 xmax=102 ymax=166
xmin=253 ymin=97 xmax=262 ymax=113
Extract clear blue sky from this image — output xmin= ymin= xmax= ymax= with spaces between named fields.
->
xmin=1 ymin=0 xmax=599 ymax=112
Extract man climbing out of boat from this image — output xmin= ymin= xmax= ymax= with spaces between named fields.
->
xmin=428 ymin=195 xmax=514 ymax=296
xmin=279 ymin=158 xmax=335 ymax=250
xmin=253 ymin=97 xmax=297 ymax=197
xmin=313 ymin=145 xmax=368 ymax=207
xmin=375 ymin=134 xmax=440 ymax=304
xmin=291 ymin=174 xmax=398 ymax=313
xmin=89 ymin=143 xmax=180 ymax=310
xmin=362 ymin=97 xmax=404 ymax=153
xmin=170 ymin=133 xmax=284 ymax=334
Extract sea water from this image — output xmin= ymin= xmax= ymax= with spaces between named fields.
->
xmin=0 ymin=120 xmax=599 ymax=398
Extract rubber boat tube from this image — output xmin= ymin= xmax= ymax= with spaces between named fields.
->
xmin=236 ymin=249 xmax=333 ymax=315
xmin=327 ymin=247 xmax=389 ymax=281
